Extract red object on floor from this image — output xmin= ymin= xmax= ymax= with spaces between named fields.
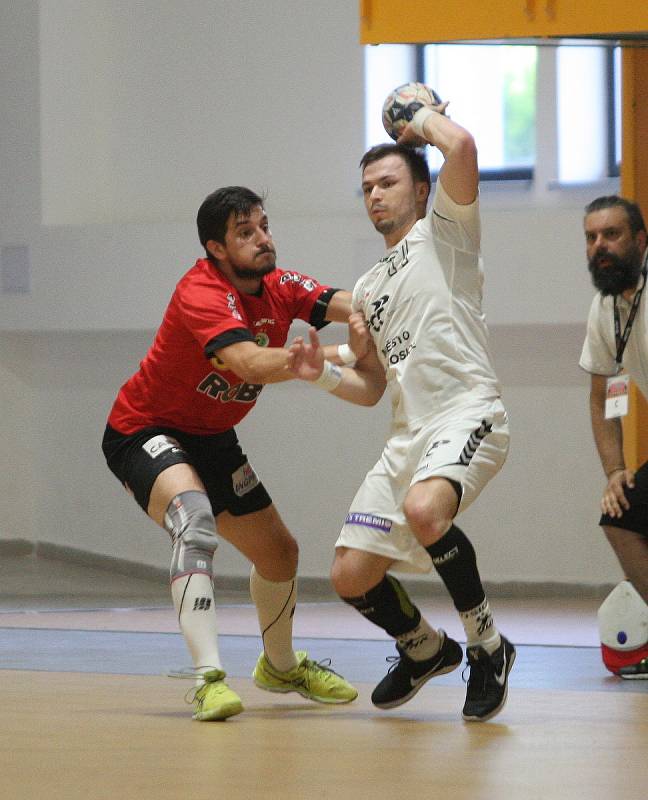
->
xmin=601 ymin=641 xmax=648 ymax=674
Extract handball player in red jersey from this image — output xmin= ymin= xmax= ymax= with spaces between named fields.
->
xmin=102 ymin=186 xmax=368 ymax=720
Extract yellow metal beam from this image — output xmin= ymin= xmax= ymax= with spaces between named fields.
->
xmin=360 ymin=1 xmax=648 ymax=45
xmin=620 ymin=45 xmax=648 ymax=469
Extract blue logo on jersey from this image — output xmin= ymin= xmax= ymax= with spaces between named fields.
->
xmin=345 ymin=512 xmax=392 ymax=533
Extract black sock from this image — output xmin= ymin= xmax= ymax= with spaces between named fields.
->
xmin=425 ymin=524 xmax=485 ymax=613
xmin=341 ymin=574 xmax=421 ymax=637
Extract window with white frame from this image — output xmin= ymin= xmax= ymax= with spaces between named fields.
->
xmin=365 ymin=42 xmax=620 ymax=183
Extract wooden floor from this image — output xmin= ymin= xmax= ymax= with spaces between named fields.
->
xmin=1 ymin=553 xmax=646 ymax=799
xmin=3 ymin=672 xmax=647 ymax=800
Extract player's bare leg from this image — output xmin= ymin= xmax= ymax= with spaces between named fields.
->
xmin=216 ymin=505 xmax=299 ymax=671
xmin=217 ymin=506 xmax=357 ymax=704
xmin=603 ymin=526 xmax=648 ymax=604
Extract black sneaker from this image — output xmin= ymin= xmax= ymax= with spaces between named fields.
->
xmin=371 ymin=630 xmax=463 ymax=709
xmin=462 ymin=635 xmax=516 ymax=722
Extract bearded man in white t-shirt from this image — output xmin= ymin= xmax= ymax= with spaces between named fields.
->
xmin=288 ymin=101 xmax=515 ymax=721
xmin=579 ymin=196 xmax=648 ymax=677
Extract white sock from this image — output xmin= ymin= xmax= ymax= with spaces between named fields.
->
xmin=460 ymin=598 xmax=501 ymax=654
xmin=171 ymin=572 xmax=223 ymax=680
xmin=250 ymin=566 xmax=298 ymax=673
xmin=396 ymin=619 xmax=441 ymax=661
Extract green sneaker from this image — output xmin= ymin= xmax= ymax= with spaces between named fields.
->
xmin=253 ymin=650 xmax=358 ymax=704
xmin=190 ymin=669 xmax=244 ymax=721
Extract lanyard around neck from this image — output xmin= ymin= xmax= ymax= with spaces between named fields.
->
xmin=614 ymin=255 xmax=648 ymax=368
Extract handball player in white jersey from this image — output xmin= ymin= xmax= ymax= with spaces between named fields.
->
xmin=289 ymin=100 xmax=515 ymax=721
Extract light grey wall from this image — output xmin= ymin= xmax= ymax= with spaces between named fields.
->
xmin=0 ymin=2 xmax=623 ymax=588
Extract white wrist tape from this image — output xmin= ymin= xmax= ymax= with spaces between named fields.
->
xmin=337 ymin=344 xmax=356 ymax=365
xmin=411 ymin=107 xmax=435 ymax=139
xmin=314 ymin=360 xmax=343 ymax=391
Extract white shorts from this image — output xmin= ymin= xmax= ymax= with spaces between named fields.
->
xmin=336 ymin=398 xmax=509 ymax=574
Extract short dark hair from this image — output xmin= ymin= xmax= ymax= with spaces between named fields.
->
xmin=359 ymin=144 xmax=431 ymax=192
xmin=584 ymin=195 xmax=646 ymax=236
xmin=197 ymin=186 xmax=264 ymax=247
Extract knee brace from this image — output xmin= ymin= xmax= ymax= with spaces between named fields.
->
xmin=598 ymin=580 xmax=648 ymax=674
xmin=164 ymin=491 xmax=218 ymax=581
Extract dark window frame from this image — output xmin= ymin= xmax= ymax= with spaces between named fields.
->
xmin=606 ymin=47 xmax=620 ymax=178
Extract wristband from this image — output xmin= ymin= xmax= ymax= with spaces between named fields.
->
xmin=314 ymin=360 xmax=343 ymax=392
xmin=411 ymin=107 xmax=435 ymax=139
xmin=338 ymin=344 xmax=356 ymax=365
xmin=606 ymin=466 xmax=626 ymax=478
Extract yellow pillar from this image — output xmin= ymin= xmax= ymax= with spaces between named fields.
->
xmin=621 ymin=45 xmax=648 ymax=469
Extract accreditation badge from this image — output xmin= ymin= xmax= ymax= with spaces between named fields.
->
xmin=605 ymin=373 xmax=630 ymax=419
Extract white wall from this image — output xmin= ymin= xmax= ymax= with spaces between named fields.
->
xmin=0 ymin=1 xmax=624 ymax=589
xmin=0 ymin=336 xmax=36 ymax=544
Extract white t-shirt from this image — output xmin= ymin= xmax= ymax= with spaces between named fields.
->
xmin=352 ymin=179 xmax=501 ymax=432
xmin=579 ymin=280 xmax=648 ymax=400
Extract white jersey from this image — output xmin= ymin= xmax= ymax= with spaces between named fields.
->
xmin=579 ymin=283 xmax=648 ymax=400
xmin=352 ymin=179 xmax=501 ymax=432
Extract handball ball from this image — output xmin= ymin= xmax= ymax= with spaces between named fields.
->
xmin=382 ymin=82 xmax=442 ymax=142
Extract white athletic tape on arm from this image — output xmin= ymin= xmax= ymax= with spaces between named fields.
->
xmin=338 ymin=344 xmax=356 ymax=365
xmin=314 ymin=360 xmax=343 ymax=391
xmin=411 ymin=107 xmax=435 ymax=139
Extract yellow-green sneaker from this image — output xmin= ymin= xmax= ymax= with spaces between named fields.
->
xmin=252 ymin=650 xmax=358 ymax=704
xmin=190 ymin=669 xmax=243 ymax=721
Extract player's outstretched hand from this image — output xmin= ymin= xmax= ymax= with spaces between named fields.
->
xmin=348 ymin=311 xmax=371 ymax=361
xmin=397 ymin=99 xmax=449 ymax=147
xmin=601 ymin=468 xmax=636 ymax=518
xmin=287 ymin=327 xmax=325 ymax=381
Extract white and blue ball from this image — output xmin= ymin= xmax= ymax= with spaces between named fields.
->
xmin=382 ymin=81 xmax=442 ymax=142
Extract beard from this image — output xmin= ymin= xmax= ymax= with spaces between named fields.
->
xmin=588 ymin=247 xmax=643 ymax=296
xmin=231 ymin=248 xmax=276 ymax=280
xmin=371 ymin=207 xmax=413 ymax=238
xmin=373 ymin=218 xmax=396 ymax=235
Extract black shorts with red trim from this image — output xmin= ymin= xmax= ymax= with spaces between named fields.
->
xmin=600 ymin=460 xmax=648 ymax=537
xmin=101 ymin=424 xmax=272 ymax=517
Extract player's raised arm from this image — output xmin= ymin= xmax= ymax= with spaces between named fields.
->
xmin=401 ymin=106 xmax=477 ymax=206
xmin=383 ymin=83 xmax=477 ymax=206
